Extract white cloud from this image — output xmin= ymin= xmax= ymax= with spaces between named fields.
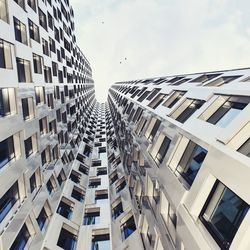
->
xmin=71 ymin=0 xmax=250 ymax=102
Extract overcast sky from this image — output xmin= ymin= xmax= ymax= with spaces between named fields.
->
xmin=71 ymin=0 xmax=250 ymax=102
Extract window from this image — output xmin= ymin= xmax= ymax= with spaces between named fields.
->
xmin=44 ymin=65 xmax=52 ymax=83
xmin=116 ymin=178 xmax=126 ymax=193
xmin=84 ymin=209 xmax=100 ymax=225
xmin=205 ymin=96 xmax=249 ymax=128
xmin=57 ymin=169 xmax=66 ymax=186
xmin=38 ymin=8 xmax=47 ymax=30
xmin=149 ymin=133 xmax=171 ymax=166
xmin=46 ymin=178 xmax=56 ymax=194
xmin=0 ymin=135 xmax=15 ymax=169
xmin=148 ymin=93 xmax=166 ymax=109
xmin=57 ymin=227 xmax=77 ymax=250
xmin=190 ymin=73 xmax=221 ymax=83
xmin=0 ymin=39 xmax=13 ymax=69
xmin=147 ymin=88 xmax=161 ymax=101
xmin=78 ymin=164 xmax=89 ymax=175
xmin=27 ymin=0 xmax=36 ymax=12
xmin=171 ymin=99 xmax=205 ymax=123
xmin=69 ymin=171 xmax=81 ymax=184
xmin=47 ymin=93 xmax=54 ymax=109
xmin=199 ymin=181 xmax=249 ymax=249
xmin=0 ymin=181 xmax=19 ymax=222
xmin=41 ymin=146 xmax=51 ymax=166
xmin=135 ymin=117 xmax=147 ymax=136
xmin=121 ymin=215 xmax=136 ymax=240
xmin=110 ymin=171 xmax=118 ymax=185
xmin=237 ymin=137 xmax=250 ymax=157
xmin=48 ymin=12 xmax=53 ymax=30
xmin=29 ymin=172 xmax=37 ymax=193
xmin=14 ymin=0 xmax=25 ymax=9
xmin=89 ymin=178 xmax=101 ymax=188
xmin=97 ymin=167 xmax=107 ymax=176
xmin=57 ymin=198 xmax=74 ymax=219
xmin=204 ymin=75 xmax=242 ymax=87
xmin=92 ymin=234 xmax=110 ymax=250
xmin=35 ymin=86 xmax=45 ymax=104
xmin=144 ymin=117 xmax=161 ymax=142
xmin=95 ymin=190 xmax=108 ymax=204
xmin=0 ymin=88 xmax=16 ymax=117
xmin=13 ymin=17 xmax=27 ymax=45
xmin=0 ymin=0 xmax=8 ymax=22
xmin=112 ymin=200 xmax=123 ymax=219
xmin=28 ymin=19 xmax=40 ymax=43
xmin=10 ymin=224 xmax=31 ymax=250
xmin=24 ymin=134 xmax=37 ymax=158
xmin=163 ymin=91 xmax=185 ymax=108
xmin=16 ymin=57 xmax=32 ymax=82
xmin=42 ymin=38 xmax=50 ymax=56
xmin=176 ymin=142 xmax=207 ymax=187
xmin=36 ymin=208 xmax=48 ymax=231
xmin=33 ymin=54 xmax=43 ymax=74
xmin=22 ymin=97 xmax=34 ymax=120
xmin=71 ymin=186 xmax=84 ymax=202
xmin=39 ymin=116 xmax=48 ymax=135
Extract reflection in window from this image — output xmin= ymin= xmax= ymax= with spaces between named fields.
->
xmin=92 ymin=234 xmax=110 ymax=250
xmin=10 ymin=224 xmax=30 ymax=250
xmin=176 ymin=143 xmax=207 ymax=186
xmin=57 ymin=227 xmax=77 ymax=250
xmin=200 ymin=181 xmax=249 ymax=249
xmin=121 ymin=216 xmax=136 ymax=240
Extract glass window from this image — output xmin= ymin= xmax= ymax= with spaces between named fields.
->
xmin=0 ymin=39 xmax=13 ymax=69
xmin=71 ymin=187 xmax=84 ymax=202
xmin=24 ymin=136 xmax=33 ymax=158
xmin=116 ymin=180 xmax=126 ymax=193
xmin=38 ymin=8 xmax=47 ymax=31
xmin=0 ymin=136 xmax=15 ymax=169
xmin=144 ymin=117 xmax=161 ymax=142
xmin=13 ymin=17 xmax=27 ymax=45
xmin=84 ymin=210 xmax=100 ymax=225
xmin=113 ymin=202 xmax=123 ymax=219
xmin=207 ymin=101 xmax=248 ymax=128
xmin=200 ymin=181 xmax=249 ymax=249
xmin=176 ymin=143 xmax=207 ymax=187
xmin=10 ymin=224 xmax=30 ymax=250
xmin=16 ymin=58 xmax=32 ymax=83
xmin=27 ymin=0 xmax=36 ymax=12
xmin=0 ymin=88 xmax=12 ymax=117
xmin=14 ymin=0 xmax=25 ymax=9
xmin=238 ymin=137 xmax=250 ymax=157
xmin=0 ymin=0 xmax=8 ymax=23
xmin=36 ymin=207 xmax=48 ymax=231
xmin=46 ymin=179 xmax=55 ymax=194
xmin=121 ymin=216 xmax=136 ymax=240
xmin=95 ymin=192 xmax=108 ymax=204
xmin=57 ymin=227 xmax=77 ymax=250
xmin=33 ymin=54 xmax=43 ymax=74
xmin=0 ymin=181 xmax=19 ymax=222
xmin=29 ymin=172 xmax=37 ymax=193
xmin=28 ymin=19 xmax=40 ymax=43
xmin=163 ymin=91 xmax=185 ymax=108
xmin=57 ymin=199 xmax=73 ymax=219
xmin=92 ymin=234 xmax=110 ymax=250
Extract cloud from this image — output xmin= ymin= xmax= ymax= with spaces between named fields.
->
xmin=70 ymin=0 xmax=250 ymax=102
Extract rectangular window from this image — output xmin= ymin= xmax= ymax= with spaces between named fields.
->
xmin=83 ymin=209 xmax=100 ymax=225
xmin=46 ymin=177 xmax=56 ymax=194
xmin=206 ymin=96 xmax=249 ymax=128
xmin=27 ymin=0 xmax=36 ymax=12
xmin=33 ymin=54 xmax=43 ymax=74
xmin=39 ymin=116 xmax=48 ymax=135
xmin=121 ymin=215 xmax=136 ymax=240
xmin=0 ymin=135 xmax=15 ymax=169
xmin=57 ymin=198 xmax=74 ymax=219
xmin=14 ymin=0 xmax=25 ymax=9
xmin=0 ymin=39 xmax=13 ymax=69
xmin=71 ymin=186 xmax=84 ymax=202
xmin=149 ymin=133 xmax=171 ymax=166
xmin=89 ymin=178 xmax=101 ymax=188
xmin=13 ymin=17 xmax=27 ymax=45
xmin=22 ymin=97 xmax=34 ymax=120
xmin=116 ymin=178 xmax=126 ymax=193
xmin=42 ymin=38 xmax=50 ymax=56
xmin=38 ymin=8 xmax=47 ymax=30
xmin=95 ymin=190 xmax=108 ymax=204
xmin=175 ymin=142 xmax=207 ymax=186
xmin=163 ymin=91 xmax=185 ymax=108
xmin=57 ymin=169 xmax=66 ymax=186
xmin=57 ymin=227 xmax=77 ymax=250
xmin=24 ymin=136 xmax=33 ymax=158
xmin=0 ymin=88 xmax=15 ymax=117
xmin=28 ymin=19 xmax=40 ymax=43
xmin=78 ymin=164 xmax=89 ymax=175
xmin=92 ymin=234 xmax=110 ymax=250
xmin=0 ymin=0 xmax=8 ymax=23
xmin=35 ymin=86 xmax=45 ymax=104
xmin=69 ymin=171 xmax=81 ymax=184
xmin=47 ymin=93 xmax=54 ymax=109
xmin=112 ymin=200 xmax=123 ymax=219
xmin=171 ymin=99 xmax=205 ymax=123
xmin=0 ymin=181 xmax=19 ymax=222
xmin=204 ymin=75 xmax=242 ymax=87
xmin=16 ymin=57 xmax=32 ymax=82
xmin=10 ymin=224 xmax=30 ymax=250
xmin=36 ymin=207 xmax=48 ymax=231
xmin=144 ymin=117 xmax=161 ymax=142
xmin=148 ymin=93 xmax=166 ymax=109
xmin=29 ymin=172 xmax=37 ymax=193
xmin=199 ymin=181 xmax=249 ymax=249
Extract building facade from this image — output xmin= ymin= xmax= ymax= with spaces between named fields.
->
xmin=108 ymin=69 xmax=250 ymax=250
xmin=1 ymin=0 xmax=250 ymax=250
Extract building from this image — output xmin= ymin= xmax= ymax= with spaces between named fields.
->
xmin=108 ymin=69 xmax=250 ymax=250
xmin=1 ymin=0 xmax=250 ymax=250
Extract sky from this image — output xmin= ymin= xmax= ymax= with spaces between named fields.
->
xmin=70 ymin=0 xmax=250 ymax=102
